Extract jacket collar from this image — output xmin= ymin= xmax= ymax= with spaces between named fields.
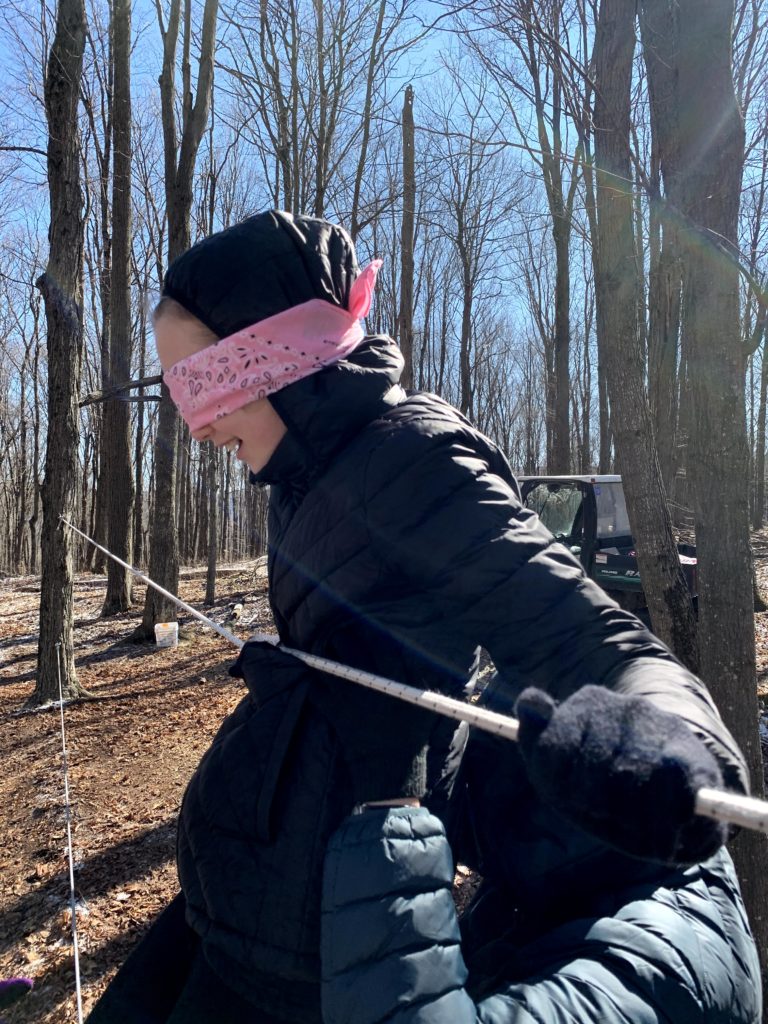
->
xmin=251 ymin=334 xmax=404 ymax=487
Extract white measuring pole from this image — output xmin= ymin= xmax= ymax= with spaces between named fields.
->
xmin=281 ymin=645 xmax=519 ymax=740
xmin=60 ymin=516 xmax=768 ymax=835
xmin=59 ymin=516 xmax=517 ymax=739
xmin=695 ymin=788 xmax=768 ymax=833
xmin=55 ymin=642 xmax=84 ymax=1024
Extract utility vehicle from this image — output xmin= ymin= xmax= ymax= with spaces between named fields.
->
xmin=518 ymin=474 xmax=697 ymax=612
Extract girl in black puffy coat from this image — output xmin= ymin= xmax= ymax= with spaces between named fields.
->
xmin=87 ymin=211 xmax=759 ymax=1024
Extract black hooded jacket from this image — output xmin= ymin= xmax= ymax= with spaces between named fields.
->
xmin=175 ymin=333 xmax=746 ymax=1022
xmin=165 ymin=213 xmax=747 ymax=1022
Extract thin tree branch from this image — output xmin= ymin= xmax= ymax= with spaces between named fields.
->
xmin=79 ymin=374 xmax=161 ymax=407
xmin=0 ymin=145 xmax=48 ymax=157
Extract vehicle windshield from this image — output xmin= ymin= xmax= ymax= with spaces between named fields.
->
xmin=524 ymin=479 xmax=634 ymax=547
xmin=525 ymin=483 xmax=583 ymax=543
xmin=594 ymin=481 xmax=632 ymax=541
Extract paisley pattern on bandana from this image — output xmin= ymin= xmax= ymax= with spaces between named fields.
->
xmin=164 ymin=260 xmax=382 ymax=431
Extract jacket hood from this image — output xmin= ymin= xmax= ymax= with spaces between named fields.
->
xmin=162 ymin=210 xmax=359 ymax=338
xmin=252 ymin=334 xmax=405 ymax=487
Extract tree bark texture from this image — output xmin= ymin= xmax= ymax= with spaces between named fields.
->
xmin=205 ymin=442 xmax=218 ymax=606
xmin=676 ymin=0 xmax=768 ymax=979
xmin=594 ymin=0 xmax=698 ymax=670
xmin=524 ymin=8 xmax=574 ymax=472
xmin=102 ymin=0 xmax=134 ymax=615
xmin=87 ymin=46 xmax=114 ymax=576
xmin=16 ymin=358 xmax=29 ymax=572
xmin=133 ymin=297 xmax=149 ymax=566
xmin=754 ymin=325 xmax=768 ymax=529
xmin=349 ymin=0 xmax=386 ymax=239
xmin=137 ymin=0 xmax=218 ymax=639
xmin=398 ymin=84 xmax=415 ymax=390
xmin=551 ymin=220 xmax=571 ymax=471
xmin=29 ymin=336 xmax=42 ymax=575
xmin=459 ymin=259 xmax=474 ymax=419
xmin=581 ymin=151 xmax=612 ymax=473
xmin=35 ymin=0 xmax=87 ymax=703
xmin=640 ymin=0 xmax=684 ymax=495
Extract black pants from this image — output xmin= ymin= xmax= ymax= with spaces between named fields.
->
xmin=86 ymin=894 xmax=287 ymax=1024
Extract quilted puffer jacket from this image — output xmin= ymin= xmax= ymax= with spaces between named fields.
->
xmin=322 ymin=806 xmax=761 ymax=1024
xmin=176 ymin=333 xmax=748 ymax=1021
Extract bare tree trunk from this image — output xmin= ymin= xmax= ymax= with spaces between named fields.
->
xmin=133 ymin=281 xmax=148 ymax=566
xmin=35 ymin=0 xmax=87 ymax=704
xmin=102 ymin=0 xmax=134 ymax=615
xmin=754 ymin=327 xmax=768 ymax=529
xmin=91 ymin=422 xmax=107 ymax=571
xmin=676 ymin=0 xmax=768 ymax=982
xmin=581 ymin=157 xmax=612 ymax=473
xmin=398 ymin=84 xmax=415 ymax=389
xmin=136 ymin=0 xmax=218 ymax=639
xmin=748 ymin=149 xmax=768 ymax=528
xmin=177 ymin=426 xmax=189 ymax=560
xmin=437 ymin=285 xmax=448 ymax=397
xmin=221 ymin=450 xmax=232 ymax=562
xmin=551 ymin=222 xmax=571 ymax=471
xmin=87 ymin=35 xmax=114 ymax=577
xmin=459 ymin=259 xmax=473 ymax=419
xmin=594 ymin=0 xmax=698 ymax=670
xmin=580 ymin=326 xmax=592 ymax=472
xmin=29 ymin=326 xmax=42 ymax=574
xmin=205 ymin=442 xmax=218 ymax=605
xmin=526 ymin=6 xmax=575 ymax=473
xmin=15 ymin=357 xmax=28 ymax=572
xmin=633 ymin=180 xmax=647 ymax=374
xmin=349 ymin=0 xmax=386 ymax=238
xmin=184 ymin=441 xmax=194 ymax=561
xmin=640 ymin=0 xmax=683 ymax=495
xmin=647 ymin=232 xmax=681 ymax=490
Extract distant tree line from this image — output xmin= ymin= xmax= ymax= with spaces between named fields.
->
xmin=0 ymin=2 xmax=765 ymax=587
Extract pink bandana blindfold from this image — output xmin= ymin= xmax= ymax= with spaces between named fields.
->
xmin=164 ymin=260 xmax=383 ymax=432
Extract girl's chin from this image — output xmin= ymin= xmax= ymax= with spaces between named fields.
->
xmin=239 ymin=452 xmax=262 ymax=473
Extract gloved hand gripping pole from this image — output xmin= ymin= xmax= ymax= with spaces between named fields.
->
xmin=59 ymin=516 xmax=768 ymax=836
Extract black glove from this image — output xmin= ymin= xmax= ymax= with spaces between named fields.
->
xmin=515 ymin=685 xmax=728 ymax=864
xmin=231 ymin=638 xmax=441 ymax=805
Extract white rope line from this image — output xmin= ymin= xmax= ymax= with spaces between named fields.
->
xmin=55 ymin=641 xmax=84 ymax=1024
xmin=61 ymin=518 xmax=245 ymax=651
xmin=59 ymin=516 xmax=768 ymax=835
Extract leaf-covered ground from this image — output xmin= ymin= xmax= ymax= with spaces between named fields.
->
xmin=0 ymin=561 xmax=481 ymax=1023
xmin=3 ymin=548 xmax=768 ymax=1023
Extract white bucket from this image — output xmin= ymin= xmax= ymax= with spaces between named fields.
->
xmin=154 ymin=621 xmax=179 ymax=649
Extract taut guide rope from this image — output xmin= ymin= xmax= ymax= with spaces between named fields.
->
xmin=55 ymin=641 xmax=84 ymax=1024
xmin=59 ymin=515 xmax=768 ymax=835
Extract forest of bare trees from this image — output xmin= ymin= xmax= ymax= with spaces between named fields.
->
xmin=2 ymin=1 xmax=766 ymax=578
xmin=2 ymin=0 xmax=768 ymax=977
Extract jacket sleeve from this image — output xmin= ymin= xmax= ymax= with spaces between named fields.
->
xmin=321 ymin=807 xmax=762 ymax=1024
xmin=362 ymin=426 xmax=747 ymax=793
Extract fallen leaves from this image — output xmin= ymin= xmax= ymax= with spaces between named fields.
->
xmin=3 ymin=550 xmax=766 ymax=1024
xmin=0 ymin=562 xmax=266 ymax=1023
